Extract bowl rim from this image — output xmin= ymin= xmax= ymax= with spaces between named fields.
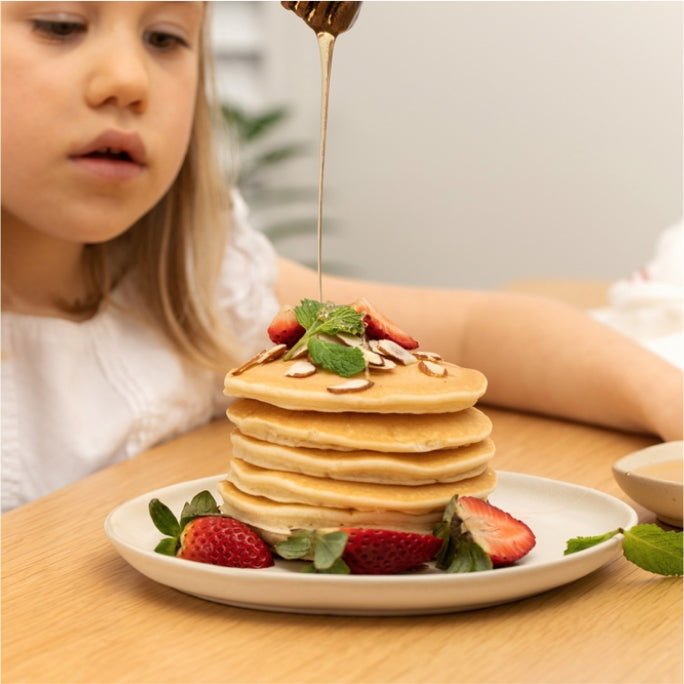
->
xmin=612 ymin=441 xmax=683 ymax=489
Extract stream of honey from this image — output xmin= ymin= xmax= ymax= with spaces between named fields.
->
xmin=281 ymin=1 xmax=362 ymax=301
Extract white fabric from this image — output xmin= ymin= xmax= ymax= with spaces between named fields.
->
xmin=1 ymin=195 xmax=280 ymax=512
xmin=591 ymin=222 xmax=684 ymax=370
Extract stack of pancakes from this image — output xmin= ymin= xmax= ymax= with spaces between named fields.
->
xmin=220 ymin=347 xmax=496 ymax=544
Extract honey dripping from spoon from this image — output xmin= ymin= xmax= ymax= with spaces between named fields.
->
xmin=281 ymin=1 xmax=362 ymax=301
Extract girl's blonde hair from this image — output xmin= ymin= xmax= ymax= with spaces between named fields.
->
xmin=83 ymin=7 xmax=241 ymax=373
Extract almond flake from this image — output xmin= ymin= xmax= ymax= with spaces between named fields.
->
xmin=229 ymin=344 xmax=287 ymax=375
xmin=368 ymin=356 xmax=397 ymax=371
xmin=418 ymin=360 xmax=448 ymax=377
xmin=413 ymin=350 xmax=443 ymax=362
xmin=362 ymin=349 xmax=385 ymax=366
xmin=285 ymin=360 xmax=317 ymax=378
xmin=336 ymin=332 xmax=364 ymax=348
xmin=326 ymin=378 xmax=374 ymax=394
xmin=375 ymin=339 xmax=418 ymax=365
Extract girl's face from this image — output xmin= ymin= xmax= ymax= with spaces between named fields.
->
xmin=1 ymin=1 xmax=204 ymax=245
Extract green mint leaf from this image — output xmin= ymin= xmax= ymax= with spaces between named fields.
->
xmin=622 ymin=524 xmax=683 ymax=576
xmin=154 ymin=537 xmax=179 ymax=556
xmin=179 ymin=490 xmax=221 ymax=529
xmin=308 ymin=337 xmax=366 ymax=377
xmin=564 ymin=530 xmax=621 ymax=555
xmin=148 ymin=498 xmax=180 ymax=537
xmin=315 ymin=305 xmax=366 ymax=337
xmin=287 ymin=300 xmax=366 ymax=367
xmin=446 ymin=539 xmax=493 ymax=573
xmin=275 ymin=530 xmax=315 ymax=560
xmin=312 ymin=530 xmax=349 ymax=570
xmin=294 ymin=299 xmax=324 ymax=329
xmin=565 ymin=524 xmax=683 ymax=576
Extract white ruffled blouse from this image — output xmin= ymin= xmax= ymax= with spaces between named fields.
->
xmin=1 ymin=195 xmax=280 ymax=512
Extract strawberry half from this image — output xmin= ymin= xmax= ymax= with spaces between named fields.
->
xmin=149 ymin=490 xmax=274 ymax=569
xmin=341 ymin=528 xmax=443 ymax=574
xmin=449 ymin=496 xmax=536 ymax=567
xmin=350 ymin=297 xmax=419 ymax=350
xmin=267 ymin=306 xmax=305 ymax=347
xmin=177 ymin=516 xmax=273 ymax=568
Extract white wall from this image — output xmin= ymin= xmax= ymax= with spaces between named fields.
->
xmin=214 ymin=1 xmax=683 ymax=289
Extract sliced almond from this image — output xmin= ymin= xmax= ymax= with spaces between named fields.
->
xmin=413 ymin=350 xmax=443 ymax=362
xmin=285 ymin=360 xmax=317 ymax=378
xmin=326 ymin=378 xmax=374 ymax=394
xmin=418 ymin=360 xmax=448 ymax=377
xmin=375 ymin=339 xmax=417 ymax=365
xmin=362 ymin=348 xmax=385 ymax=366
xmin=368 ymin=356 xmax=397 ymax=371
xmin=336 ymin=332 xmax=364 ymax=348
xmin=229 ymin=344 xmax=287 ymax=375
xmin=367 ymin=339 xmax=381 ymax=353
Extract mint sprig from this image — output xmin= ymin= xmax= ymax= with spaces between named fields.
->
xmin=285 ymin=299 xmax=366 ymax=377
xmin=565 ymin=524 xmax=683 ymax=576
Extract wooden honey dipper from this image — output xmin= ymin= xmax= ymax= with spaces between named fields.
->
xmin=280 ymin=1 xmax=362 ymax=37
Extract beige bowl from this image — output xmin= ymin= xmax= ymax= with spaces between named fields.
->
xmin=612 ymin=441 xmax=683 ymax=527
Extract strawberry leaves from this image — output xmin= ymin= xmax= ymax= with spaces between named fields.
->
xmin=275 ymin=529 xmax=350 ymax=573
xmin=565 ymin=524 xmax=683 ymax=576
xmin=149 ymin=490 xmax=221 ymax=556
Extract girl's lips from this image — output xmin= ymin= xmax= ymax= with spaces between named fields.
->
xmin=70 ymin=129 xmax=147 ymax=181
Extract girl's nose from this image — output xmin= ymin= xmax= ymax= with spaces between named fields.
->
xmin=84 ymin=38 xmax=149 ymax=113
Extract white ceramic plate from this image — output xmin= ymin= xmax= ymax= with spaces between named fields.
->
xmin=104 ymin=472 xmax=637 ymax=616
xmin=613 ymin=441 xmax=683 ymax=527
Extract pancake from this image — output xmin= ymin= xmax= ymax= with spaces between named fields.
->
xmin=231 ymin=431 xmax=496 ymax=485
xmin=227 ymin=399 xmax=492 ymax=452
xmin=217 ymin=480 xmax=447 ymax=540
xmin=227 ymin=458 xmax=496 ymax=514
xmin=224 ymin=358 xmax=487 ymax=413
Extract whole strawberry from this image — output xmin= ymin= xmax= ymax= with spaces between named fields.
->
xmin=341 ymin=528 xmax=443 ymax=574
xmin=149 ymin=490 xmax=273 ymax=569
xmin=274 ymin=527 xmax=443 ymax=574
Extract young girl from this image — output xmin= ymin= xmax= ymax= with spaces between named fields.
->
xmin=1 ymin=2 xmax=681 ymax=513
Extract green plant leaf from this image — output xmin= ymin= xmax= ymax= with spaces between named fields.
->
xmin=275 ymin=530 xmax=315 ymax=560
xmin=154 ymin=537 xmax=179 ymax=556
xmin=565 ymin=524 xmax=683 ymax=576
xmin=312 ymin=530 xmax=348 ymax=571
xmin=564 ymin=530 xmax=621 ymax=554
xmin=446 ymin=539 xmax=493 ymax=573
xmin=308 ymin=337 xmax=366 ymax=377
xmin=622 ymin=524 xmax=683 ymax=576
xmin=179 ymin=490 xmax=220 ymax=529
xmin=148 ymin=498 xmax=180 ymax=537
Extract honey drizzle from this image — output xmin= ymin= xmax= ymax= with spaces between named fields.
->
xmin=315 ymin=31 xmax=335 ymax=302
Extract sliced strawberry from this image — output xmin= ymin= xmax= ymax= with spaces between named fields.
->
xmin=177 ymin=516 xmax=274 ymax=569
xmin=349 ymin=297 xmax=419 ymax=350
xmin=340 ymin=527 xmax=443 ymax=574
xmin=267 ymin=306 xmax=305 ymax=347
xmin=452 ymin=496 xmax=536 ymax=567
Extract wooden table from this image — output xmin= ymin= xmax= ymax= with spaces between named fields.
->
xmin=2 ymin=282 xmax=682 ymax=684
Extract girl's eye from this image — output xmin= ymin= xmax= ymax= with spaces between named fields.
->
xmin=144 ymin=30 xmax=189 ymax=51
xmin=31 ymin=19 xmax=86 ymax=41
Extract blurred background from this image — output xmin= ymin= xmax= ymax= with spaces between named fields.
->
xmin=210 ymin=1 xmax=682 ymax=289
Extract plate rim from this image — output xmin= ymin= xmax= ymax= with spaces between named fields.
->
xmin=104 ymin=471 xmax=638 ymax=614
